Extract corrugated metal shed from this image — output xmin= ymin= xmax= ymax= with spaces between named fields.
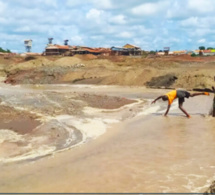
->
xmin=111 ymin=47 xmax=128 ymax=51
xmin=46 ymin=45 xmax=69 ymax=50
xmin=123 ymin=44 xmax=140 ymax=49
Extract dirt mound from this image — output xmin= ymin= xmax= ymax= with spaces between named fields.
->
xmin=146 ymin=73 xmax=178 ymax=88
xmin=6 ymin=58 xmax=52 ymax=73
xmin=173 ymin=71 xmax=215 ymax=89
xmin=83 ymin=58 xmax=115 ymax=68
xmin=107 ymin=56 xmax=126 ymax=62
xmin=53 ymin=57 xmax=83 ymax=67
xmin=144 ymin=70 xmax=214 ymax=89
xmin=75 ymin=54 xmax=98 ymax=60
xmin=24 ymin=56 xmax=37 ymax=61
xmin=3 ymin=55 xmax=215 ymax=89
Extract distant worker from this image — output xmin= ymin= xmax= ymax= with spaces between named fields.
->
xmin=151 ymin=89 xmax=209 ymax=118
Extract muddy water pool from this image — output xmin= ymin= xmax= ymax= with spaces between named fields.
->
xmin=0 ymin=84 xmax=214 ymax=193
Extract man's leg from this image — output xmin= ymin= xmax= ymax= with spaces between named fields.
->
xmin=178 ymin=98 xmax=190 ymax=118
xmin=190 ymin=92 xmax=208 ymax=97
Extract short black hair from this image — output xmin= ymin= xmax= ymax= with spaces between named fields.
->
xmin=162 ymin=95 xmax=168 ymax=101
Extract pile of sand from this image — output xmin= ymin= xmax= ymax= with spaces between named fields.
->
xmin=5 ymin=57 xmax=52 ymax=73
xmin=53 ymin=57 xmax=83 ymax=67
xmin=75 ymin=54 xmax=98 ymax=60
xmin=173 ymin=70 xmax=215 ymax=89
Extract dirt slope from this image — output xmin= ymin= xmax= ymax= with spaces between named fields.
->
xmin=1 ymin=55 xmax=215 ymax=90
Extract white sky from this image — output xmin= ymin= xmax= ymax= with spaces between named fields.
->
xmin=1 ymin=0 xmax=215 ymax=53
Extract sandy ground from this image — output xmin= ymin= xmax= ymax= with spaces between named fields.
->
xmin=0 ymin=85 xmax=214 ymax=193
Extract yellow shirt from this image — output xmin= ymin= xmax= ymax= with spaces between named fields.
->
xmin=165 ymin=90 xmax=177 ymax=105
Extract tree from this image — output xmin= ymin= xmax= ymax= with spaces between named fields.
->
xmin=0 ymin=47 xmax=11 ymax=53
xmin=149 ymin=50 xmax=156 ymax=54
xmin=199 ymin=46 xmax=205 ymax=50
xmin=207 ymin=47 xmax=214 ymax=50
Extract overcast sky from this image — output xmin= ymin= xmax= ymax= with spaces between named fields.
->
xmin=1 ymin=0 xmax=215 ymax=53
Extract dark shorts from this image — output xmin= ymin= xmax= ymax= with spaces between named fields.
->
xmin=176 ymin=90 xmax=190 ymax=104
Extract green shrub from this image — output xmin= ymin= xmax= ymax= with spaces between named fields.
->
xmin=191 ymin=53 xmax=198 ymax=57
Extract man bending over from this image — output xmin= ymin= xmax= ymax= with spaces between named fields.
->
xmin=151 ymin=89 xmax=209 ymax=118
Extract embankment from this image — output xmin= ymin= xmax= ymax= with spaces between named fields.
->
xmin=1 ymin=55 xmax=215 ymax=90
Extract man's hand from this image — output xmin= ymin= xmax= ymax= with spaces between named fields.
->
xmin=164 ymin=104 xmax=171 ymax=116
xmin=151 ymin=100 xmax=156 ymax=104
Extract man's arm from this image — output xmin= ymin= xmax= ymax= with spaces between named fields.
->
xmin=151 ymin=95 xmax=164 ymax=104
xmin=164 ymin=104 xmax=171 ymax=116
